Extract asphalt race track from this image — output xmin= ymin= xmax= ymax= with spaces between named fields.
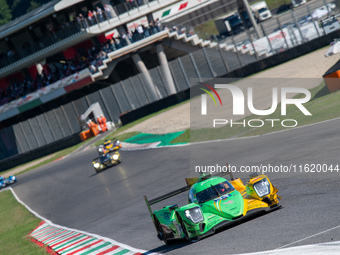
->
xmin=13 ymin=118 xmax=340 ymax=255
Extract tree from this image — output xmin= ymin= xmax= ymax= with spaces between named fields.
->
xmin=0 ymin=0 xmax=12 ymax=25
xmin=27 ymin=1 xmax=41 ymax=13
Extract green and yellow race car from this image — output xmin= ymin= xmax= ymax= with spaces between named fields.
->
xmin=144 ymin=169 xmax=281 ymax=244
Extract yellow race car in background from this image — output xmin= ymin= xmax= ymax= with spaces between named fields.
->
xmin=92 ymin=151 xmax=121 ymax=173
xmin=103 ymin=139 xmax=121 ymax=152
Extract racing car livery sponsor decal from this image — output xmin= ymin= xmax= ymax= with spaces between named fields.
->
xmin=213 ymin=194 xmax=232 ymax=212
xmin=213 ymin=193 xmax=231 ymax=202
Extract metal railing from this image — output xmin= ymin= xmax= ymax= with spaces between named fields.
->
xmin=0 ymin=22 xmax=80 ymax=68
xmin=216 ymin=2 xmax=338 ymax=58
xmin=0 ymin=0 xmax=174 ymax=69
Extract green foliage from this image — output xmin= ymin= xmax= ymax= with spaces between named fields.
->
xmin=0 ymin=0 xmax=50 ymax=25
xmin=194 ymin=20 xmax=219 ymax=39
xmin=27 ymin=1 xmax=41 ymax=13
xmin=0 ymin=0 xmax=12 ymax=25
xmin=262 ymin=0 xmax=291 ymax=10
xmin=0 ymin=191 xmax=47 ymax=255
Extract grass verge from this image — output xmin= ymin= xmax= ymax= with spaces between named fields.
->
xmin=0 ymin=190 xmax=47 ymax=255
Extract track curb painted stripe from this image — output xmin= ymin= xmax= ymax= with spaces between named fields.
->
xmin=9 ymin=188 xmax=160 ymax=255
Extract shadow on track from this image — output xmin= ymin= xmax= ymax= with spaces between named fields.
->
xmin=144 ymin=207 xmax=282 ymax=253
xmin=143 ymin=239 xmax=192 ymax=254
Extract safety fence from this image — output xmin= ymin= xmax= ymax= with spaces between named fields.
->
xmin=196 ymin=1 xmax=338 ymax=57
xmin=0 ymin=43 xmax=263 ymax=160
xmin=2 ymin=0 xmax=340 ymax=160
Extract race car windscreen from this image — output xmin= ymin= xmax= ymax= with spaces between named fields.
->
xmin=100 ymin=154 xmax=110 ymax=161
xmin=196 ymin=181 xmax=235 ymax=203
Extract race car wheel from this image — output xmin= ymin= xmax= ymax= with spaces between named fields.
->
xmin=177 ymin=214 xmax=190 ymax=241
xmin=154 ymin=216 xmax=170 ymax=245
xmin=95 ymin=168 xmax=100 ymax=174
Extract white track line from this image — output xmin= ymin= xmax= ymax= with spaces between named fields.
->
xmin=8 ymin=186 xmax=340 ymax=254
xmin=191 ymin=115 xmax=340 ymax=145
xmin=234 ymin=241 xmax=340 ymax=255
xmin=277 ymin=225 xmax=340 ymax=249
xmin=120 ymin=116 xmax=340 ymax=151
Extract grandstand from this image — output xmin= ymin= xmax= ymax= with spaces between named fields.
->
xmin=5 ymin=0 xmax=324 ymax=168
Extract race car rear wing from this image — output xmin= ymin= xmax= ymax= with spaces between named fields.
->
xmin=144 ymin=185 xmax=190 ymax=216
xmin=144 ymin=163 xmax=233 ymax=216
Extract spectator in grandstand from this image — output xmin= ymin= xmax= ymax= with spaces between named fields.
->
xmin=109 ymin=38 xmax=117 ymax=51
xmin=126 ymin=0 xmax=137 ymax=10
xmin=88 ymin=10 xmax=94 ymax=26
xmin=149 ymin=20 xmax=158 ymax=34
xmin=120 ymin=33 xmax=128 ymax=46
xmin=61 ymin=20 xmax=71 ymax=30
xmin=137 ymin=24 xmax=144 ymax=39
xmin=103 ymin=4 xmax=112 ymax=19
xmin=7 ymin=49 xmax=15 ymax=58
xmin=0 ymin=15 xmax=195 ymax=107
xmin=155 ymin=18 xmax=162 ymax=31
xmin=98 ymin=49 xmax=107 ymax=61
xmin=127 ymin=30 xmax=133 ymax=43
xmin=89 ymin=63 xmax=97 ymax=74
xmin=103 ymin=43 xmax=111 ymax=54
xmin=77 ymin=14 xmax=88 ymax=28
xmin=96 ymin=7 xmax=104 ymax=22
xmin=143 ymin=24 xmax=150 ymax=37
xmin=179 ymin=27 xmax=193 ymax=37
xmin=116 ymin=38 xmax=121 ymax=49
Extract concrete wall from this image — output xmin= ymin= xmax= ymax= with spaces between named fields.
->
xmin=1 ymin=28 xmax=339 ymax=172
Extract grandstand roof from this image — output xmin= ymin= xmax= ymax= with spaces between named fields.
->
xmin=0 ymin=0 xmax=84 ymax=40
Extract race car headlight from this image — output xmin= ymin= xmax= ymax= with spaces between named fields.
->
xmin=185 ymin=207 xmax=204 ymax=223
xmin=253 ymin=178 xmax=271 ymax=197
xmin=93 ymin=163 xmax=100 ymax=168
xmin=112 ymin=154 xmax=119 ymax=160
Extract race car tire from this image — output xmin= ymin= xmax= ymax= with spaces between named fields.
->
xmin=95 ymin=168 xmax=100 ymax=174
xmin=154 ymin=216 xmax=170 ymax=245
xmin=177 ymin=214 xmax=190 ymax=242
